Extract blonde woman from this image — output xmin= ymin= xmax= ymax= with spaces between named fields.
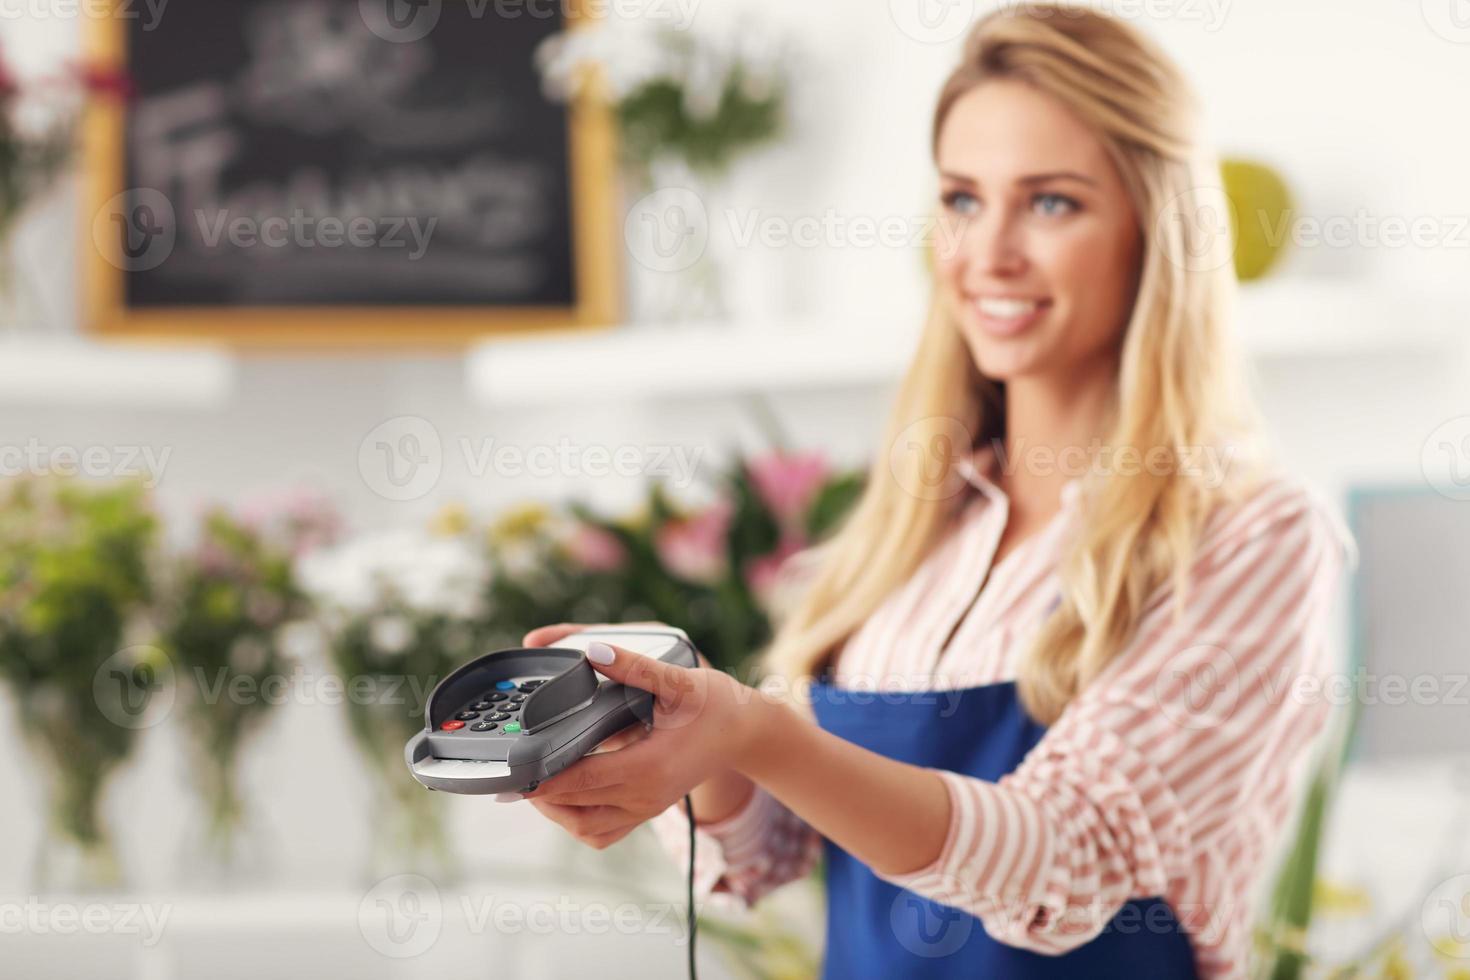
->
xmin=513 ymin=6 xmax=1355 ymax=977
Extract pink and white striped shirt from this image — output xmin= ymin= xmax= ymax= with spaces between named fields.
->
xmin=650 ymin=442 xmax=1355 ymax=979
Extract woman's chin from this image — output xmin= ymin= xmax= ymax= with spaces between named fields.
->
xmin=959 ymin=328 xmax=1045 ymax=381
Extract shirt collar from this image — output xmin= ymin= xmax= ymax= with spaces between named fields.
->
xmin=955 ymin=441 xmax=1085 ymax=511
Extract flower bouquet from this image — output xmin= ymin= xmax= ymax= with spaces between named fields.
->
xmin=297 ymin=520 xmax=494 ymax=872
xmin=158 ymin=491 xmax=339 ymax=868
xmin=0 ymin=478 xmax=158 ymax=889
xmin=535 ymin=20 xmax=790 ymax=321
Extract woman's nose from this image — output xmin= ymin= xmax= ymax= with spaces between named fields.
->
xmin=960 ymin=210 xmax=1028 ymax=280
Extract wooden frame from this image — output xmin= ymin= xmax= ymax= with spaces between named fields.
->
xmin=82 ymin=1 xmax=621 ymax=349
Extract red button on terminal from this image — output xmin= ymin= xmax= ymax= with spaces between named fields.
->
xmin=441 ymin=720 xmax=466 ymax=731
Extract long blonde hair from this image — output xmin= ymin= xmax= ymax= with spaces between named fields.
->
xmin=761 ymin=4 xmax=1270 ymax=724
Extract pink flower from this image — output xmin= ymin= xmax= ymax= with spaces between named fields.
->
xmin=237 ymin=488 xmax=342 ymax=557
xmin=655 ymin=500 xmax=732 ymax=584
xmin=749 ymin=451 xmax=829 ymax=530
xmin=564 ymin=523 xmax=627 ymax=573
xmin=744 ymin=536 xmax=807 ymax=609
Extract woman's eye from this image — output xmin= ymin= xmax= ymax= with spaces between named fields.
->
xmin=1033 ymin=192 xmax=1079 ymax=217
xmin=941 ymin=189 xmax=980 ymax=216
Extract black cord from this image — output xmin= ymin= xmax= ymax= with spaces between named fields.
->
xmin=684 ymin=792 xmax=698 ymax=980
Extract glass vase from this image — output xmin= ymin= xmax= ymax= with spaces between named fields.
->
xmin=622 ymin=157 xmax=730 ymax=325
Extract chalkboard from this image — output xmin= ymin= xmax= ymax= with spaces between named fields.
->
xmin=85 ymin=0 xmax=618 ymax=345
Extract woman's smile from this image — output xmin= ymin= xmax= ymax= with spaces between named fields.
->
xmin=965 ymin=294 xmax=1053 ymax=338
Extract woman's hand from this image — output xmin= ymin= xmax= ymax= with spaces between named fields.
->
xmin=510 ymin=622 xmax=771 ymax=850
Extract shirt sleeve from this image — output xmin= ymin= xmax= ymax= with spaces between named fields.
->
xmin=647 ymin=780 xmax=824 ymax=911
xmin=646 ymin=675 xmax=826 ymax=910
xmin=874 ymin=479 xmax=1355 ymax=958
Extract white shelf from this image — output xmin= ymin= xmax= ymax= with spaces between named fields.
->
xmin=467 ymin=282 xmax=1466 ymax=408
xmin=467 ymin=316 xmax=919 ymax=408
xmin=1235 ymin=279 xmax=1465 ymax=359
xmin=0 ymin=338 xmax=235 ymax=409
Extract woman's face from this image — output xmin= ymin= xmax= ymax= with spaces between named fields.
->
xmin=935 ymin=79 xmax=1143 ymax=384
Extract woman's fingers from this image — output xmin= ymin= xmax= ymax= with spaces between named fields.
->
xmin=588 ymin=722 xmax=650 ymax=754
xmin=529 ymin=798 xmax=638 ymax=840
xmin=527 ymin=736 xmax=654 ymax=799
xmin=521 ymin=622 xmax=589 ymax=647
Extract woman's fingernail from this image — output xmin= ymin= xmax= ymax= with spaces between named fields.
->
xmin=586 ymin=641 xmax=615 ymax=665
xmin=494 ymin=792 xmax=523 ymax=803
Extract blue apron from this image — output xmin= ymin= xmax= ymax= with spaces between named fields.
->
xmin=809 ymin=677 xmax=1199 ymax=979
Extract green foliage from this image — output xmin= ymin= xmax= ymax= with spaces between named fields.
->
xmin=618 ymin=69 xmax=784 ymax=175
xmin=0 ymin=479 xmax=157 ymax=855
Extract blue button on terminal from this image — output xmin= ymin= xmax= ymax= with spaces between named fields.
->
xmin=495 ymin=680 xmax=516 ymax=690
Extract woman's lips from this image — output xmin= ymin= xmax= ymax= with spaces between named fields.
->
xmin=969 ymin=296 xmax=1052 ymax=338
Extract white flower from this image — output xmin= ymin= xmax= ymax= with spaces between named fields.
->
xmin=295 ymin=528 xmax=490 ymax=620
xmin=369 ymin=615 xmax=415 ymax=655
xmin=535 ymin=19 xmax=676 ymax=102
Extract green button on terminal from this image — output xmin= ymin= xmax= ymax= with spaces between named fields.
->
xmin=503 ymin=722 xmax=522 ymax=733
